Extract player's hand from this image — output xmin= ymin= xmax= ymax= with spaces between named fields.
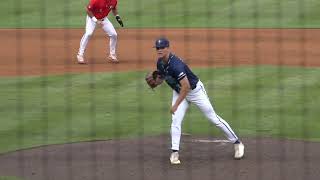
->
xmin=115 ymin=15 xmax=124 ymax=27
xmin=92 ymin=17 xmax=103 ymax=24
xmin=170 ymin=105 xmax=178 ymax=114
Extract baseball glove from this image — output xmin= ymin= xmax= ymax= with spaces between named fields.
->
xmin=145 ymin=70 xmax=163 ymax=89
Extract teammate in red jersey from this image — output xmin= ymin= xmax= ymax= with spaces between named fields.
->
xmin=77 ymin=0 xmax=124 ymax=64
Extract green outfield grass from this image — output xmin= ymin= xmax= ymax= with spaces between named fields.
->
xmin=1 ymin=0 xmax=320 ymax=28
xmin=0 ymin=176 xmax=25 ymax=180
xmin=0 ymin=66 xmax=319 ymax=154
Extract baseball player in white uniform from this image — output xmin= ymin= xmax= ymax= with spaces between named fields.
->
xmin=147 ymin=38 xmax=245 ymax=164
xmin=77 ymin=0 xmax=123 ymax=64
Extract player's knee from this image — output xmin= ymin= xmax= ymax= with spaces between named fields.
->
xmin=85 ymin=31 xmax=94 ymax=37
xmin=171 ymin=119 xmax=181 ymax=129
xmin=205 ymin=111 xmax=222 ymax=125
xmin=212 ymin=119 xmax=222 ymax=126
xmin=109 ymin=32 xmax=117 ymax=39
xmin=171 ymin=123 xmax=181 ymax=133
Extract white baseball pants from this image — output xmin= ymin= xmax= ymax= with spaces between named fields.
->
xmin=171 ymin=80 xmax=239 ymax=151
xmin=78 ymin=15 xmax=117 ymax=57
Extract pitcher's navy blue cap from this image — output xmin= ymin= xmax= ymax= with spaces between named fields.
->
xmin=154 ymin=37 xmax=170 ymax=48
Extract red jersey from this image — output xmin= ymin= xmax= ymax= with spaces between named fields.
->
xmin=87 ymin=0 xmax=118 ymax=20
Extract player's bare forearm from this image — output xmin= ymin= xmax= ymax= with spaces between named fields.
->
xmin=171 ymin=77 xmax=190 ymax=114
xmin=175 ymin=78 xmax=190 ymax=106
xmin=111 ymin=8 xmax=119 ymax=16
xmin=112 ymin=8 xmax=124 ymax=27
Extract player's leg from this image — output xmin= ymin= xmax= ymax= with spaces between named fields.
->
xmin=171 ymin=90 xmax=189 ymax=151
xmin=78 ymin=15 xmax=97 ymax=62
xmin=187 ymin=81 xmax=239 ymax=143
xmin=187 ymin=81 xmax=245 ymax=159
xmin=170 ymin=90 xmax=189 ymax=164
xmin=101 ymin=18 xmax=118 ymax=62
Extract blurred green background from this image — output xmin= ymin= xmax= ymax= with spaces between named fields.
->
xmin=1 ymin=0 xmax=320 ymax=28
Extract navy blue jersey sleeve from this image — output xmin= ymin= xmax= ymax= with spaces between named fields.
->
xmin=172 ymin=61 xmax=186 ymax=81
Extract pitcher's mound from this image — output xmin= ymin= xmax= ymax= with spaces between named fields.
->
xmin=0 ymin=135 xmax=319 ymax=180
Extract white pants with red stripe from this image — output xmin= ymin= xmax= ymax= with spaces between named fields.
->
xmin=78 ymin=15 xmax=117 ymax=57
xmin=171 ymin=80 xmax=239 ymax=151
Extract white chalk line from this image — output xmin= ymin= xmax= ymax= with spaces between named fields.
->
xmin=191 ymin=139 xmax=230 ymax=143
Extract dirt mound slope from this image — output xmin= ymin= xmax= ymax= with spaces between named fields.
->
xmin=0 ymin=136 xmax=319 ymax=180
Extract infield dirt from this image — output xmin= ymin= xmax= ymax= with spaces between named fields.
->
xmin=0 ymin=29 xmax=319 ymax=76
